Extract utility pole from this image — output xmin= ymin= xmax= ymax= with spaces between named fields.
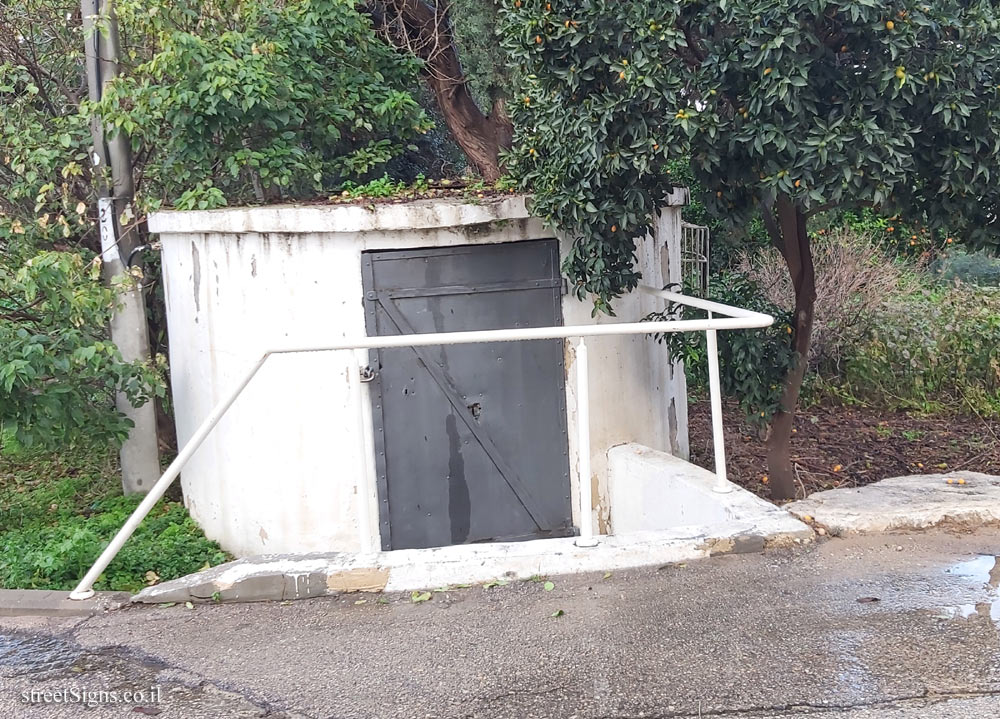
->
xmin=82 ymin=0 xmax=160 ymax=494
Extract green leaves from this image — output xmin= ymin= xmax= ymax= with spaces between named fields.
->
xmin=0 ymin=252 xmax=166 ymax=451
xmin=0 ymin=448 xmax=229 ymax=592
xmin=100 ymin=0 xmax=431 ymax=208
xmin=649 ymin=273 xmax=796 ymax=426
xmin=501 ymin=0 xmax=1000 ymax=310
xmin=501 ymin=1 xmax=688 ymax=310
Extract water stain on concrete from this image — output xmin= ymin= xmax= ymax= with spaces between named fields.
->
xmin=0 ymin=632 xmax=80 ymax=675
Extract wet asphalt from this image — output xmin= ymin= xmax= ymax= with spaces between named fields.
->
xmin=1 ymin=530 xmax=999 ymax=718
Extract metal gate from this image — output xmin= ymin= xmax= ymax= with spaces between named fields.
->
xmin=361 ymin=240 xmax=573 ymax=550
xmin=680 ymin=222 xmax=710 ymax=297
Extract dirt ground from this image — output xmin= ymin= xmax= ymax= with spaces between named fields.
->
xmin=688 ymin=399 xmax=1000 ymax=501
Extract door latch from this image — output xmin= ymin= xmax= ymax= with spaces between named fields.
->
xmin=359 ymin=365 xmax=377 ymax=383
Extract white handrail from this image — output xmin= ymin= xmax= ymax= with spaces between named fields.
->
xmin=68 ymin=287 xmax=772 ymax=600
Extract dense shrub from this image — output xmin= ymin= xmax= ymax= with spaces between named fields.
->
xmin=813 ymin=207 xmax=949 ymax=258
xmin=727 ymin=232 xmax=1000 ymax=415
xmin=2 ymin=0 xmax=434 ymax=449
xmin=837 ymin=279 xmax=1000 ymax=415
xmin=0 ymin=252 xmax=166 ymax=451
xmin=0 ymin=449 xmax=227 ymax=592
xmin=102 ymin=0 xmax=431 ymax=210
xmin=736 ymin=229 xmax=902 ymax=373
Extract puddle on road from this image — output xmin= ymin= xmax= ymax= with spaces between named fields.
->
xmin=934 ymin=555 xmax=1000 ymax=622
xmin=0 ymin=632 xmax=82 ymax=675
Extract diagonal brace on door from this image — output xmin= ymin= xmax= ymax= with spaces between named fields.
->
xmin=375 ymin=293 xmax=559 ymax=530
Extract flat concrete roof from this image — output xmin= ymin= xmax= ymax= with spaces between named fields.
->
xmin=147 ymin=189 xmax=690 ymax=236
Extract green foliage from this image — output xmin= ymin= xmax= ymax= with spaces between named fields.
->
xmin=101 ymin=0 xmax=432 ymax=208
xmin=832 ymin=276 xmax=1000 ymax=415
xmin=0 ymin=11 xmax=94 ymax=257
xmin=340 ymin=174 xmax=410 ymax=199
xmin=649 ymin=273 xmax=796 ymax=425
xmin=0 ymin=251 xmax=166 ymax=451
xmin=451 ymin=0 xmax=510 ymax=112
xmin=1 ymin=1 xmax=166 ymax=450
xmin=812 ymin=206 xmax=950 ymax=258
xmin=501 ymin=0 xmax=1000 ymax=310
xmin=335 ymin=173 xmax=517 ymax=200
xmin=3 ymin=0 xmax=432 ymax=449
xmin=0 ymin=448 xmax=228 ymax=592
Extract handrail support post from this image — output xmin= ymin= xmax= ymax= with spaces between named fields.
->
xmin=705 ymin=328 xmax=733 ymax=494
xmin=574 ymin=338 xmax=599 ymax=547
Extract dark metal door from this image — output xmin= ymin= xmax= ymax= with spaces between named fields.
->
xmin=362 ymin=240 xmax=573 ymax=550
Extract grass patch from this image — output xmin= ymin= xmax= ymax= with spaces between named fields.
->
xmin=0 ymin=446 xmax=228 ymax=593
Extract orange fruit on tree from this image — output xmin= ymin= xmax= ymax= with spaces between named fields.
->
xmin=886 ymin=20 xmax=895 ymax=30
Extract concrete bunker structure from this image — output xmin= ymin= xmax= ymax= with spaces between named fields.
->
xmin=145 ymin=191 xmax=808 ymax=583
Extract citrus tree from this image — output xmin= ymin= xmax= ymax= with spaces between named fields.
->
xmin=501 ymin=0 xmax=1000 ymax=499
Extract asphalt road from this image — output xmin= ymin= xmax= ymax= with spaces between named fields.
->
xmin=2 ymin=530 xmax=999 ymax=718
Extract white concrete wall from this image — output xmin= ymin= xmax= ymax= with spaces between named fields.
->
xmin=606 ymin=443 xmax=811 ymax=537
xmin=562 ymin=197 xmax=689 ymax=534
xmin=608 ymin=444 xmax=731 ymax=533
xmin=151 ymin=195 xmax=689 ymax=557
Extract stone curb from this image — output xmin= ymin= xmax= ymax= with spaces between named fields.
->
xmin=786 ymin=471 xmax=1000 ymax=536
xmin=0 ymin=589 xmax=131 ymax=618
xmin=133 ymin=516 xmax=813 ymax=605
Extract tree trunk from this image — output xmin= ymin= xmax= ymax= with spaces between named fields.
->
xmin=764 ymin=194 xmax=816 ymax=501
xmin=365 ymin=0 xmax=512 ymax=181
